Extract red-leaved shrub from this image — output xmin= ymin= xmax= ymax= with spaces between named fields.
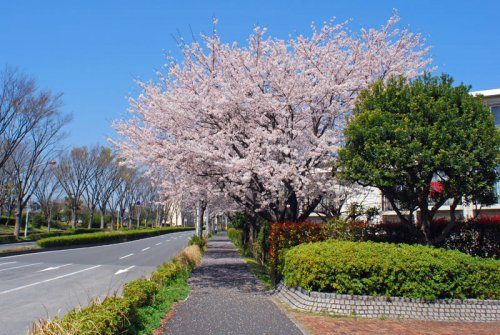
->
xmin=268 ymin=221 xmax=326 ymax=282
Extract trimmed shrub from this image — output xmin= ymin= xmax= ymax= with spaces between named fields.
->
xmin=123 ymin=278 xmax=159 ymax=308
xmin=227 ymin=227 xmax=243 ymax=247
xmin=41 ymin=296 xmax=133 ymax=335
xmin=268 ymin=222 xmax=326 ymax=280
xmin=366 ymin=216 xmax=500 ymax=258
xmin=283 ymin=240 xmax=500 ymax=300
xmin=175 ymin=245 xmax=202 ymax=270
xmin=36 ymin=227 xmax=194 ymax=248
xmin=188 ymin=234 xmax=207 ymax=251
xmin=150 ymin=262 xmax=183 ymax=286
xmin=324 ymin=218 xmax=366 ymax=241
xmin=0 ymin=234 xmax=18 ymax=243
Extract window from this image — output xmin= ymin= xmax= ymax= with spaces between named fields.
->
xmin=492 ymin=105 xmax=500 ymax=126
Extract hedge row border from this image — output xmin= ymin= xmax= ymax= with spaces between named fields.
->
xmin=36 ymin=227 xmax=195 ymax=248
xmin=274 ymin=281 xmax=500 ymax=322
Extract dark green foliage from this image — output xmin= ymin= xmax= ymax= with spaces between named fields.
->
xmin=283 ymin=240 xmax=500 ymax=300
xmin=36 ymin=227 xmax=194 ymax=247
xmin=338 ymin=74 xmax=500 ymax=244
xmin=228 ymin=213 xmax=250 ymax=229
xmin=0 ymin=234 xmax=18 ymax=243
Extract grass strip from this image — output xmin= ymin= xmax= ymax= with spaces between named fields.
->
xmin=132 ymin=276 xmax=190 ymax=335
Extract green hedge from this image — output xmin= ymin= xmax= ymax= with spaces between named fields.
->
xmin=0 ymin=235 xmax=18 ymax=243
xmin=0 ymin=228 xmax=102 ymax=244
xmin=37 ymin=227 xmax=194 ymax=248
xmin=227 ymin=228 xmax=243 ymax=247
xmin=283 ymin=240 xmax=500 ymax=300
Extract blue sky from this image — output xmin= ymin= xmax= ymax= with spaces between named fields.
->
xmin=0 ymin=0 xmax=498 ymax=146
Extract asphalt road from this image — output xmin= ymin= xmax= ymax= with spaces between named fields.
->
xmin=0 ymin=230 xmax=194 ymax=335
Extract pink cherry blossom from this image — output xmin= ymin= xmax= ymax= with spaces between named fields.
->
xmin=113 ymin=14 xmax=431 ymax=222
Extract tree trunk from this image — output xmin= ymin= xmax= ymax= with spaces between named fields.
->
xmin=206 ymin=206 xmax=211 ymax=235
xmin=47 ymin=208 xmax=52 ymax=232
xmin=71 ymin=207 xmax=77 ymax=229
xmin=14 ymin=199 xmax=23 ymax=237
xmin=87 ymin=207 xmax=95 ymax=229
xmin=110 ymin=212 xmax=115 ymax=231
xmin=430 ymin=197 xmax=460 ymax=245
xmin=195 ymin=201 xmax=205 ymax=239
xmin=100 ymin=208 xmax=106 ymax=229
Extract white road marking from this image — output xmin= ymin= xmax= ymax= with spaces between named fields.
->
xmin=114 ymin=266 xmax=135 ymax=275
xmin=0 ymin=265 xmax=102 ymax=295
xmin=0 ymin=262 xmax=42 ymax=272
xmin=37 ymin=263 xmax=72 ymax=272
xmin=119 ymin=253 xmax=133 ymax=259
xmin=141 ymin=247 xmax=150 ymax=252
xmin=0 ymin=230 xmax=195 ymax=260
xmin=155 ymin=242 xmax=161 ymax=246
xmin=0 ymin=261 xmax=17 ymax=267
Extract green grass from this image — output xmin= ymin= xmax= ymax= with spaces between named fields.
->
xmin=0 ymin=225 xmax=63 ymax=236
xmin=131 ymin=276 xmax=190 ymax=335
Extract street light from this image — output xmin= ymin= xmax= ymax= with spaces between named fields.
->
xmin=24 ymin=160 xmax=57 ymax=238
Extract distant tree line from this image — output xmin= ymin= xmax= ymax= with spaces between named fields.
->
xmin=0 ymin=66 xmax=177 ymax=237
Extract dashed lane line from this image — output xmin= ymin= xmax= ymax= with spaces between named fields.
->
xmin=115 ymin=266 xmax=135 ymax=275
xmin=0 ymin=262 xmax=42 ymax=272
xmin=0 ymin=265 xmax=102 ymax=295
xmin=0 ymin=261 xmax=17 ymax=267
xmin=37 ymin=263 xmax=72 ymax=272
xmin=119 ymin=253 xmax=134 ymax=260
xmin=141 ymin=247 xmax=150 ymax=252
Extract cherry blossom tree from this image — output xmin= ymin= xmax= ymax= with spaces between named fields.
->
xmin=114 ymin=14 xmax=431 ymax=237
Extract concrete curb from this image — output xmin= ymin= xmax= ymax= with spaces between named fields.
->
xmin=273 ymin=281 xmax=500 ymax=322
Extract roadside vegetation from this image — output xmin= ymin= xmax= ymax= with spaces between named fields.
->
xmin=229 ymin=216 xmax=499 ymax=296
xmin=283 ymin=240 xmax=499 ymax=300
xmin=36 ymin=227 xmax=194 ymax=248
xmin=30 ymin=236 xmax=204 ymax=335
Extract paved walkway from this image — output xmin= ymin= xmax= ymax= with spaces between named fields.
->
xmin=163 ymin=232 xmax=303 ymax=335
xmin=290 ymin=312 xmax=500 ymax=335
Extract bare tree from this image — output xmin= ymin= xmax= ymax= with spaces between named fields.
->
xmin=10 ymin=111 xmax=68 ymax=237
xmin=314 ymin=181 xmax=372 ymax=221
xmin=95 ymin=148 xmax=123 ymax=229
xmin=55 ymin=147 xmax=93 ymax=229
xmin=33 ymin=166 xmax=61 ymax=232
xmin=0 ymin=159 xmax=16 ymax=219
xmin=82 ymin=146 xmax=103 ymax=228
xmin=0 ymin=66 xmax=61 ymax=170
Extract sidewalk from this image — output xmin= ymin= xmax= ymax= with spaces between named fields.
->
xmin=163 ymin=232 xmax=303 ymax=335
